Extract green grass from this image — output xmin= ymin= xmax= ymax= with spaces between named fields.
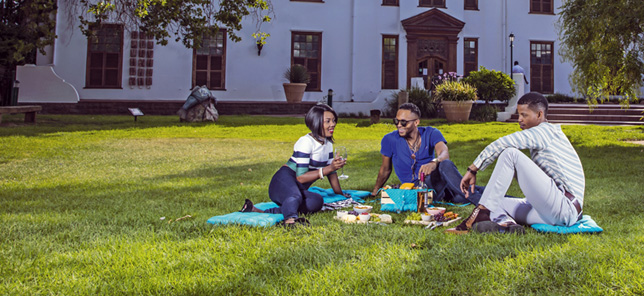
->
xmin=1 ymin=114 xmax=643 ymax=295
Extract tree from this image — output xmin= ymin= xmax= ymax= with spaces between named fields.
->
xmin=0 ymin=0 xmax=57 ymax=105
xmin=557 ymin=0 xmax=644 ymax=105
xmin=67 ymin=0 xmax=274 ymax=48
xmin=0 ymin=0 xmax=273 ymax=105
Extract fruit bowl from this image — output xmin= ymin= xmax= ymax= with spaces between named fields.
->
xmin=426 ymin=207 xmax=446 ymax=215
xmin=353 ymin=205 xmax=373 ymax=214
xmin=357 ymin=213 xmax=371 ymax=222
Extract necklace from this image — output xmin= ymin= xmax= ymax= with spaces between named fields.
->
xmin=406 ymin=132 xmax=421 ymax=160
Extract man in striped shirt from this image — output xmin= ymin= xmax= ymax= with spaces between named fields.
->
xmin=447 ymin=92 xmax=585 ymax=234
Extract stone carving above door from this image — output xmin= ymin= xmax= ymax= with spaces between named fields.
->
xmin=417 ymin=39 xmax=448 ymax=59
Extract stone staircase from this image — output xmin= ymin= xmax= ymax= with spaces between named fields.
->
xmin=507 ymin=103 xmax=644 ymax=125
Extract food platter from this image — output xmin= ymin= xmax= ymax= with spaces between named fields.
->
xmin=404 ymin=217 xmax=461 ymax=227
xmin=403 ymin=211 xmax=462 ymax=229
xmin=334 ymin=212 xmax=393 ymax=224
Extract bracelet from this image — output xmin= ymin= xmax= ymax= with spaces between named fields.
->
xmin=319 ymin=168 xmax=324 ymax=180
xmin=467 ymin=167 xmax=477 ymax=175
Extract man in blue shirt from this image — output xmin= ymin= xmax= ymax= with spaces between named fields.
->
xmin=512 ymin=61 xmax=529 ymax=85
xmin=371 ymin=103 xmax=482 ymax=205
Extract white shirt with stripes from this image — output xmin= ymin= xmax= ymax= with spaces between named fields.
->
xmin=473 ymin=122 xmax=585 ymax=205
xmin=286 ymin=134 xmax=334 ymax=177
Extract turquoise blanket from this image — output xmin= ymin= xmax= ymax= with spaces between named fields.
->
xmin=207 ymin=187 xmax=370 ymax=227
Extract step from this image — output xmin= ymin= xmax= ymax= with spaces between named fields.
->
xmin=505 ymin=118 xmax=644 ymax=126
xmin=549 ymin=103 xmax=644 ymax=109
xmin=548 ymin=108 xmax=644 ymax=116
xmin=510 ymin=113 xmax=643 ymax=121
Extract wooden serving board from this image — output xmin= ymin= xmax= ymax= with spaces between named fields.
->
xmin=403 ymin=217 xmax=461 ymax=227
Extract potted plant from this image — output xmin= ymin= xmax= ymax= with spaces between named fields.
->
xmin=283 ymin=64 xmax=310 ymax=103
xmin=433 ymin=80 xmax=478 ymax=123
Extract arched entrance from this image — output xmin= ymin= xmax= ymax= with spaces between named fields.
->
xmin=402 ymin=9 xmax=465 ymax=89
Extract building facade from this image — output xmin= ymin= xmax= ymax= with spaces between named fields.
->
xmin=19 ymin=0 xmax=576 ymax=114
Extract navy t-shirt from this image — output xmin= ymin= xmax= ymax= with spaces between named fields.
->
xmin=380 ymin=126 xmax=447 ymax=183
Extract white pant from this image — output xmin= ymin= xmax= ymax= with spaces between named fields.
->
xmin=479 ymin=148 xmax=579 ymax=226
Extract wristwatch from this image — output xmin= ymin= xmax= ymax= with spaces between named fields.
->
xmin=431 ymin=158 xmax=439 ymax=163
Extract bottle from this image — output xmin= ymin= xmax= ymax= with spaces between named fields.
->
xmin=416 ymin=173 xmax=429 ymax=213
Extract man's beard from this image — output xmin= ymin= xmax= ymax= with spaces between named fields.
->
xmin=399 ymin=126 xmax=416 ymax=139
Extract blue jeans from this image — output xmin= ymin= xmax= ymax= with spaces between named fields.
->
xmin=424 ymin=159 xmax=483 ymax=206
xmin=264 ymin=166 xmax=324 ymax=219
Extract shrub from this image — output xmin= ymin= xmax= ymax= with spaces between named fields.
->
xmin=284 ymin=64 xmax=310 ymax=83
xmin=383 ymin=88 xmax=438 ymax=118
xmin=470 ymin=104 xmax=499 ymax=122
xmin=546 ymin=93 xmax=577 ymax=103
xmin=430 ymin=72 xmax=462 ymax=90
xmin=462 ymin=66 xmax=516 ymax=103
xmin=433 ymin=81 xmax=478 ymax=102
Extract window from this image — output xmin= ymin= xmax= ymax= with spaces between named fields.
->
xmin=86 ymin=24 xmax=123 ymax=88
xmin=464 ymin=0 xmax=478 ymax=10
xmin=382 ymin=0 xmax=399 ymax=6
xmin=419 ymin=0 xmax=445 ymax=8
xmin=530 ymin=41 xmax=554 ymax=94
xmin=292 ymin=32 xmax=322 ymax=91
xmin=382 ymin=35 xmax=398 ymax=89
xmin=463 ymin=38 xmax=478 ymax=77
xmin=193 ymin=30 xmax=226 ymax=90
xmin=530 ymin=0 xmax=553 ymax=14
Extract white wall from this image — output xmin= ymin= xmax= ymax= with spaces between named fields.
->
xmin=36 ymin=0 xmax=596 ymax=112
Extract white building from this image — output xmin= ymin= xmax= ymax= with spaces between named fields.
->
xmin=19 ymin=0 xmax=575 ymax=114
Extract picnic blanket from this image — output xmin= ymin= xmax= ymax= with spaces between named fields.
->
xmin=206 ymin=187 xmax=371 ymax=227
xmin=531 ymin=215 xmax=603 ymax=234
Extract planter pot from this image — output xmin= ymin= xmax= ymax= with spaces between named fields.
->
xmin=370 ymin=109 xmax=381 ymax=124
xmin=283 ymin=83 xmax=307 ymax=103
xmin=442 ymin=100 xmax=473 ymax=123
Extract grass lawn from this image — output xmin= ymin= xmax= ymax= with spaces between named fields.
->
xmin=1 ymin=114 xmax=643 ymax=295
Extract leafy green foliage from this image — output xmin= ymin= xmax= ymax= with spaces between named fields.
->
xmin=384 ymin=88 xmax=437 ymax=118
xmin=0 ymin=0 xmax=57 ymax=65
xmin=546 ymin=93 xmax=578 ymax=103
xmin=469 ymin=104 xmax=499 ymax=122
xmin=462 ymin=66 xmax=516 ymax=103
xmin=0 ymin=0 xmax=58 ymax=104
xmin=0 ymin=114 xmax=643 ymax=294
xmin=558 ymin=0 xmax=644 ymax=104
xmin=283 ymin=64 xmax=310 ymax=84
xmin=74 ymin=0 xmax=274 ymax=48
xmin=433 ymin=80 xmax=478 ymax=102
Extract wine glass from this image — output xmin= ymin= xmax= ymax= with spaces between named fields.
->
xmin=334 ymin=146 xmax=349 ymax=180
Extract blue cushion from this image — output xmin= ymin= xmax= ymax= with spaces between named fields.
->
xmin=206 ymin=212 xmax=284 ymax=227
xmin=207 ymin=187 xmax=371 ymax=227
xmin=531 ymin=215 xmax=603 ymax=234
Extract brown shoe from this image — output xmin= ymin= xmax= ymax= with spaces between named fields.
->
xmin=445 ymin=205 xmax=491 ymax=234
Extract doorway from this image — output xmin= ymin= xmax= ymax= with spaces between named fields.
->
xmin=417 ymin=57 xmax=446 ymax=90
xmin=401 ymin=9 xmax=464 ymax=89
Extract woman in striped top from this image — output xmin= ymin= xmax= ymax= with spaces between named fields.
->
xmin=240 ymin=104 xmax=347 ymax=226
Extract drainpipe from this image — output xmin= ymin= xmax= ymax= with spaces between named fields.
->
xmin=349 ymin=0 xmax=356 ymax=105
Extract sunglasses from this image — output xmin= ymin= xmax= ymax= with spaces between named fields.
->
xmin=393 ymin=118 xmax=418 ymax=127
